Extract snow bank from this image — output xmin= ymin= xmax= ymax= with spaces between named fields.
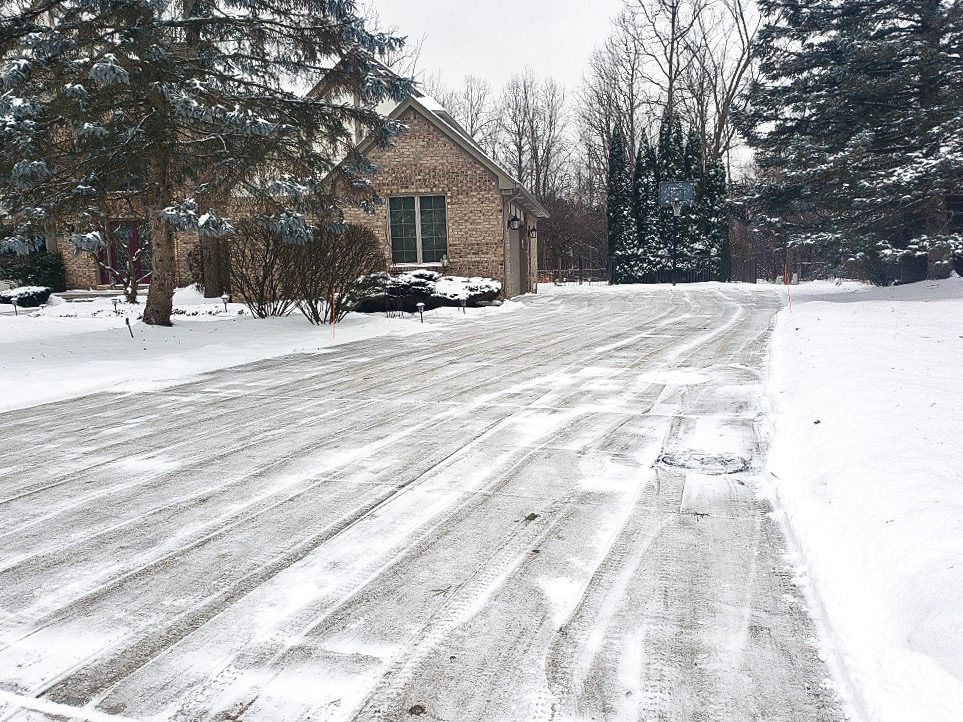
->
xmin=766 ymin=275 xmax=963 ymax=721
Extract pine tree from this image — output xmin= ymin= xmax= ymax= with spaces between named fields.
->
xmin=606 ymin=127 xmax=637 ymax=283
xmin=655 ymin=111 xmax=688 ymax=277
xmin=704 ymin=161 xmax=730 ymax=280
xmin=658 ymin=112 xmax=686 ymax=181
xmin=742 ymin=0 xmax=963 ymax=282
xmin=681 ymin=125 xmax=707 ymax=273
xmin=633 ymin=138 xmax=664 ymax=278
xmin=0 ymin=0 xmax=410 ymax=324
xmin=629 ymin=145 xmax=647 ymax=281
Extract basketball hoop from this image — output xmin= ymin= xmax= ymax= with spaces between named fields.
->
xmin=659 ymin=181 xmax=695 ymax=212
xmin=658 ymin=180 xmax=696 ymax=287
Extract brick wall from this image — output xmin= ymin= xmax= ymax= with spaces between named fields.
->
xmin=58 ymin=228 xmax=198 ymax=291
xmin=174 ymin=231 xmax=199 ymax=286
xmin=342 ymin=108 xmax=507 ymax=285
xmin=58 ymin=237 xmax=99 ymax=289
xmin=58 ymin=107 xmax=519 ymax=294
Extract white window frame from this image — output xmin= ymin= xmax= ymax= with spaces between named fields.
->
xmin=388 ymin=194 xmax=449 ymax=266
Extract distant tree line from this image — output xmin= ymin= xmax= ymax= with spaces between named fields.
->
xmin=432 ymin=0 xmax=962 ymax=286
xmin=427 ymin=0 xmax=752 ymax=281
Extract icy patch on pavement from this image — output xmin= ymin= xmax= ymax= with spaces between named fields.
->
xmin=538 ymin=576 xmax=583 ymax=627
xmin=766 ymin=274 xmax=963 ymax=721
xmin=638 ymin=368 xmax=710 ymax=386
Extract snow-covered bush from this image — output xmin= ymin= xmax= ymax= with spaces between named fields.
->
xmin=353 ymin=271 xmax=501 ymax=313
xmin=0 ymin=285 xmax=51 ymax=307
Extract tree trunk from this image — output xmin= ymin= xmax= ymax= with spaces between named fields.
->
xmin=143 ymin=213 xmax=175 ymax=325
xmin=143 ymin=128 xmax=174 ymax=325
xmin=200 ymin=236 xmax=228 ymax=297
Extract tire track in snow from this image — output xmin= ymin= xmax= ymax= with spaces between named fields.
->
xmin=14 ymin=300 xmax=674 ymax=702
xmin=0 ymin=303 xmax=660 ymax=586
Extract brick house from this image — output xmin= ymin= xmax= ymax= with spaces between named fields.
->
xmin=58 ymin=89 xmax=547 ymax=298
xmin=339 ymin=92 xmax=548 ymax=297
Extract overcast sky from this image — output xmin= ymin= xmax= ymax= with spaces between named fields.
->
xmin=370 ymin=0 xmax=626 ymax=92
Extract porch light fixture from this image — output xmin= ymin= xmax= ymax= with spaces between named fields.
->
xmin=528 ymin=226 xmax=538 ymax=239
xmin=507 ymin=214 xmax=521 ymax=231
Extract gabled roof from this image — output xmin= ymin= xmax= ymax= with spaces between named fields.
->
xmin=360 ymin=93 xmax=549 ymax=219
xmin=308 ymin=59 xmax=547 ymax=219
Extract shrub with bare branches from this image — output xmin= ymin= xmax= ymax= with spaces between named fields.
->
xmin=290 ymin=224 xmax=386 ymax=325
xmin=227 ymin=220 xmax=297 ymax=318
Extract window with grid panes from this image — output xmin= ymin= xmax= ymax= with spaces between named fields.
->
xmin=388 ymin=196 xmax=417 ymax=263
xmin=388 ymin=195 xmax=448 ymax=264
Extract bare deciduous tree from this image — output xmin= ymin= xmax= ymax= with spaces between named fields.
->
xmin=679 ymin=0 xmax=759 ymax=168
xmin=497 ymin=72 xmax=570 ymax=198
xmin=578 ymin=0 xmax=758 ymax=188
xmin=361 ymin=1 xmax=425 ymax=77
xmin=422 ymin=73 xmax=500 ymax=156
xmin=624 ymin=0 xmax=706 ymax=120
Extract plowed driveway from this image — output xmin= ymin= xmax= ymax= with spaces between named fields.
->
xmin=0 ymin=285 xmax=843 ymax=721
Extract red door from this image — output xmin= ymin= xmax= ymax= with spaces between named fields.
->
xmin=98 ymin=221 xmax=152 ymax=286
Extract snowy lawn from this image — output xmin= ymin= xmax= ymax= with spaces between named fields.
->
xmin=0 ymin=286 xmax=520 ymax=413
xmin=766 ymin=275 xmax=963 ymax=721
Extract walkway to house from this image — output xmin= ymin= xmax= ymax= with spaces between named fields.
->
xmin=0 ymin=285 xmax=844 ymax=721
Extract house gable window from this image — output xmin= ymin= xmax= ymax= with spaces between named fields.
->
xmin=389 ymin=195 xmax=448 ymax=264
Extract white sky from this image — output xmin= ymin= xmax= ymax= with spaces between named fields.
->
xmin=371 ymin=0 xmax=626 ymax=92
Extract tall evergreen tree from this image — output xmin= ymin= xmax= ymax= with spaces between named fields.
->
xmin=606 ymin=127 xmax=637 ymax=283
xmin=704 ymin=160 xmax=730 ymax=279
xmin=742 ymin=0 xmax=963 ymax=281
xmin=681 ymin=125 xmax=707 ymax=272
xmin=658 ymin=112 xmax=686 ymax=181
xmin=655 ymin=112 xmax=687 ymax=276
xmin=633 ymin=138 xmax=664 ymax=278
xmin=0 ymin=0 xmax=410 ymax=324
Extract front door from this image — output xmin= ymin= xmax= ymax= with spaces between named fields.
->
xmin=506 ymin=228 xmax=522 ymax=297
xmin=98 ymin=221 xmax=152 ymax=286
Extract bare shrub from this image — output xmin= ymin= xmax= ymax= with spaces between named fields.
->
xmin=291 ymin=224 xmax=386 ymax=325
xmin=228 ymin=220 xmax=297 ymax=318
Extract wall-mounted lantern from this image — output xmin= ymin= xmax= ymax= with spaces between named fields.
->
xmin=528 ymin=226 xmax=538 ymax=239
xmin=507 ymin=214 xmax=521 ymax=231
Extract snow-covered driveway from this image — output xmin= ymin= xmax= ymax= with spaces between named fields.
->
xmin=0 ymin=285 xmax=844 ymax=721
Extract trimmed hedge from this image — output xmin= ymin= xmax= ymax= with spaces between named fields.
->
xmin=0 ymin=251 xmax=66 ymax=292
xmin=0 ymin=286 xmax=52 ymax=307
xmin=353 ymin=270 xmax=501 ymax=313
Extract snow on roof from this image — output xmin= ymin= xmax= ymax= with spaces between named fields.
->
xmin=415 ymin=93 xmax=446 ymax=113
